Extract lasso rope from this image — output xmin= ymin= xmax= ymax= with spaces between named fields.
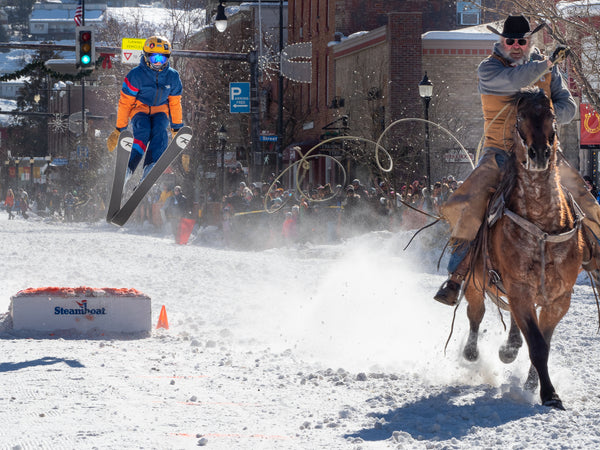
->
xmin=261 ymin=118 xmax=474 ymax=218
xmin=376 ymin=118 xmax=475 ymax=171
xmin=263 ymin=152 xmax=347 ymax=214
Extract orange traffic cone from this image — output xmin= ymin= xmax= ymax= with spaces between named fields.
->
xmin=156 ymin=305 xmax=169 ymax=330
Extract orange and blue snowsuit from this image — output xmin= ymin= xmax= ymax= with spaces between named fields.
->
xmin=116 ymin=56 xmax=183 ymax=173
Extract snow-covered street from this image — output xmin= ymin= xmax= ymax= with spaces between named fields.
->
xmin=1 ymin=218 xmax=600 ymax=449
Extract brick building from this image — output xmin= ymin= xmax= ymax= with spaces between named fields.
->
xmin=287 ymin=0 xmax=463 ymax=145
xmin=285 ymin=0 xmax=484 ymax=185
xmin=285 ymin=1 xmax=583 ymax=186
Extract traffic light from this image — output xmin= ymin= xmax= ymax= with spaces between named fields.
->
xmin=75 ymin=27 xmax=95 ymax=70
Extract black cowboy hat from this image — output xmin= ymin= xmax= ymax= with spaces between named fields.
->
xmin=486 ymin=15 xmax=545 ymax=39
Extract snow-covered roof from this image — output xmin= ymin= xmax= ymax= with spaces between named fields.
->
xmin=30 ymin=5 xmax=105 ymax=23
xmin=422 ymin=22 xmax=498 ymax=41
xmin=0 ymin=98 xmax=18 ymax=125
xmin=328 ymin=28 xmax=383 ymax=48
xmin=105 ymin=6 xmax=205 ymax=35
xmin=0 ymin=48 xmax=36 ymax=75
xmin=422 ymin=30 xmax=497 ymax=41
xmin=29 ymin=5 xmax=205 ymax=32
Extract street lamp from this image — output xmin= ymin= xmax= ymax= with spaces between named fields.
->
xmin=3 ymin=160 xmax=8 ymax=191
xmin=419 ymin=73 xmax=433 ymax=192
xmin=14 ymin=159 xmax=20 ymax=189
xmin=30 ymin=157 xmax=35 ymax=191
xmin=215 ymin=1 xmax=228 ymax=32
xmin=217 ymin=125 xmax=228 ymax=200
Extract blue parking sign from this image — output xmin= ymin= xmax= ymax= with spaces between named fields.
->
xmin=229 ymin=82 xmax=250 ymax=113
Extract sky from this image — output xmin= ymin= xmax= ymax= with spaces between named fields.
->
xmin=0 ymin=215 xmax=599 ymax=449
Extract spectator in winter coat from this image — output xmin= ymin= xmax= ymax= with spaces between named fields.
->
xmin=163 ymin=186 xmax=191 ymax=236
xmin=19 ymin=189 xmax=29 ymax=219
xmin=5 ymin=189 xmax=15 ymax=220
xmin=282 ymin=211 xmax=298 ymax=244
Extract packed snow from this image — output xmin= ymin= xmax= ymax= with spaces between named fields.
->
xmin=1 ymin=217 xmax=600 ymax=449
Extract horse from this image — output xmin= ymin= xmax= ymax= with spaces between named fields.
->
xmin=461 ymin=86 xmax=584 ymax=410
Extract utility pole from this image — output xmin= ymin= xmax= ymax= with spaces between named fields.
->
xmin=276 ymin=0 xmax=284 ymax=173
xmin=77 ymin=0 xmax=87 ymax=138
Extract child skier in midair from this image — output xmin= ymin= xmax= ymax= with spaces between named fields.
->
xmin=107 ymin=36 xmax=184 ymax=181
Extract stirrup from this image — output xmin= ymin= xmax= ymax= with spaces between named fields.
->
xmin=434 ymin=279 xmax=461 ymax=306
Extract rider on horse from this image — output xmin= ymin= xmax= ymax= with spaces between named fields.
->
xmin=435 ymin=14 xmax=600 ymax=306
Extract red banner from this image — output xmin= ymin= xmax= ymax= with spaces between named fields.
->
xmin=581 ymin=103 xmax=600 ymax=146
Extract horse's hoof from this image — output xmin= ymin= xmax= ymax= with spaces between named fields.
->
xmin=499 ymin=344 xmax=519 ymax=364
xmin=543 ymin=395 xmax=565 ymax=411
xmin=463 ymin=346 xmax=478 ymax=362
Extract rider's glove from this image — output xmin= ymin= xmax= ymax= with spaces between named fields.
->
xmin=550 ymin=46 xmax=570 ymax=65
xmin=107 ymin=128 xmax=120 ymax=152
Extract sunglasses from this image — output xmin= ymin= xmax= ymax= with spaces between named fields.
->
xmin=148 ymin=53 xmax=169 ymax=65
xmin=505 ymin=38 xmax=528 ymax=46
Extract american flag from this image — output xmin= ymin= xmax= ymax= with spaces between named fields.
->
xmin=74 ymin=0 xmax=83 ymax=26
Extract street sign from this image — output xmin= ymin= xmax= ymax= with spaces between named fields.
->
xmin=51 ymin=158 xmax=69 ymax=167
xmin=259 ymin=135 xmax=278 ymax=142
xmin=76 ymin=145 xmax=89 ymax=159
xmin=229 ymin=82 xmax=250 ymax=113
xmin=121 ymin=38 xmax=145 ymax=65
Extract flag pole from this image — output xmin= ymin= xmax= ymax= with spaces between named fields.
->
xmin=81 ymin=0 xmax=86 ymax=138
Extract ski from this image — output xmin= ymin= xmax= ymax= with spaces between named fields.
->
xmin=110 ymin=126 xmax=193 ymax=226
xmin=106 ymin=130 xmax=133 ymax=222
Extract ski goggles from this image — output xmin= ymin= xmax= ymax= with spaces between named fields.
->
xmin=505 ymin=38 xmax=529 ymax=46
xmin=148 ymin=53 xmax=169 ymax=65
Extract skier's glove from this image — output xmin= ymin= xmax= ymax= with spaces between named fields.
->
xmin=550 ymin=46 xmax=570 ymax=65
xmin=107 ymin=129 xmax=120 ymax=152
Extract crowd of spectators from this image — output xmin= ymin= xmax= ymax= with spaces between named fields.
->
xmin=219 ymin=174 xmax=463 ymax=249
xmin=1 ymin=173 xmax=463 ymax=249
xmin=1 ymin=185 xmax=106 ymax=222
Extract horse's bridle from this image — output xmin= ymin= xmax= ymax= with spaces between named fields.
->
xmin=514 ymin=101 xmax=558 ymax=160
xmin=499 ymin=190 xmax=584 ymax=301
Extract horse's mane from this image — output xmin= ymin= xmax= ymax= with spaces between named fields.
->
xmin=510 ymin=86 xmax=555 ymax=123
xmin=510 ymin=85 xmax=545 ymax=103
